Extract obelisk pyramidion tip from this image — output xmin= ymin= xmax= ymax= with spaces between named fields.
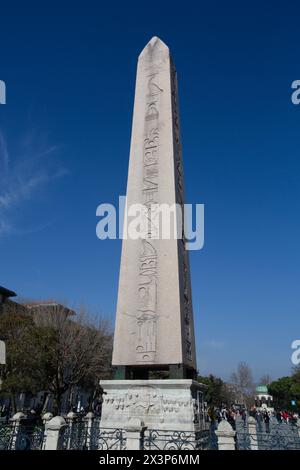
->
xmin=138 ymin=36 xmax=169 ymax=61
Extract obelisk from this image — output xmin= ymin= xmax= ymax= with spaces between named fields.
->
xmin=112 ymin=36 xmax=196 ymax=378
xmin=101 ymin=37 xmax=203 ymax=435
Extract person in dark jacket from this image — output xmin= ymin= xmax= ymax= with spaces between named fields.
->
xmin=263 ymin=411 xmax=270 ymax=433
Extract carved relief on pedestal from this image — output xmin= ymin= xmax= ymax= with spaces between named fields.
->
xmin=162 ymin=397 xmax=191 ymax=414
xmin=125 ymin=386 xmax=162 ymax=418
xmin=101 ymin=386 xmax=196 ymax=430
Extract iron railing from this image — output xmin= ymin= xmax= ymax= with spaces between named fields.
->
xmin=0 ymin=423 xmax=14 ymax=450
xmin=15 ymin=424 xmax=45 ymax=450
xmin=142 ymin=428 xmax=214 ymax=450
xmin=2 ymin=414 xmax=299 ymax=451
xmin=0 ymin=422 xmax=45 ymax=450
xmin=58 ymin=420 xmax=126 ymax=450
xmin=236 ymin=419 xmax=300 ymax=450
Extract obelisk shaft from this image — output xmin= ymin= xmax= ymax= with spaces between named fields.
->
xmin=112 ymin=37 xmax=196 ymax=376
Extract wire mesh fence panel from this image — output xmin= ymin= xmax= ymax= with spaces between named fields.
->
xmin=15 ymin=424 xmax=45 ymax=450
xmin=0 ymin=422 xmax=45 ymax=450
xmin=0 ymin=424 xmax=14 ymax=450
xmin=236 ymin=418 xmax=300 ymax=450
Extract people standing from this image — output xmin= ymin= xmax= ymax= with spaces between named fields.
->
xmin=263 ymin=411 xmax=270 ymax=433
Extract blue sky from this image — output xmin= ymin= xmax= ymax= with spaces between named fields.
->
xmin=0 ymin=1 xmax=300 ymax=381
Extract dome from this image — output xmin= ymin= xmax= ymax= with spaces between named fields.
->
xmin=256 ymin=385 xmax=268 ymax=393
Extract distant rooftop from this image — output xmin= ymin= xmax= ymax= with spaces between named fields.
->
xmin=256 ymin=385 xmax=269 ymax=393
xmin=25 ymin=300 xmax=61 ymax=307
xmin=25 ymin=301 xmax=76 ymax=316
xmin=0 ymin=286 xmax=17 ymax=298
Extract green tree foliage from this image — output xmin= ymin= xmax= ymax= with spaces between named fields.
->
xmin=269 ymin=368 xmax=300 ymax=411
xmin=0 ymin=303 xmax=113 ymax=414
xmin=197 ymin=374 xmax=226 ymax=406
xmin=0 ymin=307 xmax=56 ymax=412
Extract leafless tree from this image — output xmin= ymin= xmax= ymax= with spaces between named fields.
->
xmin=32 ymin=304 xmax=113 ymax=414
xmin=230 ymin=362 xmax=255 ymax=408
xmin=221 ymin=382 xmax=239 ymax=406
xmin=259 ymin=374 xmax=272 ymax=386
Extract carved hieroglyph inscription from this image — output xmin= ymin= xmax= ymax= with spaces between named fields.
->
xmin=171 ymin=65 xmax=193 ymax=362
xmin=136 ymin=73 xmax=162 ymax=362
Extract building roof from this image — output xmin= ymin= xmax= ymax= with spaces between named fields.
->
xmin=0 ymin=286 xmax=17 ymax=298
xmin=256 ymin=385 xmax=269 ymax=393
xmin=25 ymin=301 xmax=76 ymax=316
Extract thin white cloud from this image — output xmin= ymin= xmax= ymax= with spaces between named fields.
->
xmin=0 ymin=129 xmax=68 ymax=237
xmin=0 ymin=174 xmax=47 ymax=209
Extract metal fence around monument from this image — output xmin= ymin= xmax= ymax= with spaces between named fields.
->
xmin=0 ymin=423 xmax=14 ymax=450
xmin=2 ymin=414 xmax=300 ymax=451
xmin=57 ymin=417 xmax=215 ymax=451
xmin=58 ymin=418 xmax=126 ymax=450
xmin=141 ymin=427 xmax=217 ymax=451
xmin=16 ymin=423 xmax=45 ymax=450
xmin=0 ymin=421 xmax=45 ymax=450
xmin=235 ymin=418 xmax=300 ymax=451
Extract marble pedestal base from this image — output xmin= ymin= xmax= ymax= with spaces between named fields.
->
xmin=100 ymin=379 xmax=205 ymax=432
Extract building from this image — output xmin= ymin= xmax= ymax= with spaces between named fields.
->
xmin=0 ymin=286 xmax=16 ymax=305
xmin=0 ymin=285 xmax=28 ymax=317
xmin=255 ymin=385 xmax=274 ymax=412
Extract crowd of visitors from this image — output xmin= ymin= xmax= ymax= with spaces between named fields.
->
xmin=208 ymin=405 xmax=299 ymax=433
